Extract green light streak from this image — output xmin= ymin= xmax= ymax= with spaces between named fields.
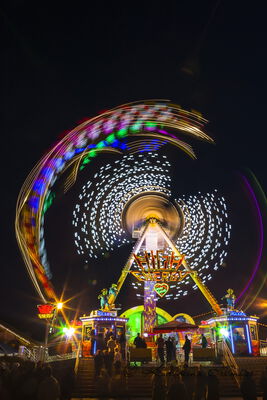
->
xmin=117 ymin=128 xmax=128 ymax=138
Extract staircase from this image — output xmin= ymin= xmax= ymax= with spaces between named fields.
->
xmin=72 ymin=358 xmax=97 ymax=398
xmin=126 ymin=367 xmax=152 ymax=397
xmin=235 ymin=356 xmax=267 ymax=393
xmin=202 ymin=366 xmax=241 ymax=397
xmin=72 ymin=358 xmax=244 ymax=398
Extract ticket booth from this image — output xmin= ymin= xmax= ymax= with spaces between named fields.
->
xmin=206 ymin=311 xmax=259 ymax=356
xmin=80 ymin=310 xmax=128 ymax=357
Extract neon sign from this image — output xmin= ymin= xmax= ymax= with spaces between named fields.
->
xmin=154 ymin=283 xmax=169 ymax=297
xmin=131 ymin=251 xmax=190 ymax=282
xmin=37 ymin=304 xmax=54 ymax=319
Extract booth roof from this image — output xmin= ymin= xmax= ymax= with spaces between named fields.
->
xmin=153 ymin=320 xmax=199 ymax=334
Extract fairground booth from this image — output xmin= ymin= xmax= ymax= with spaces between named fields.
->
xmin=80 ymin=310 xmax=128 ymax=357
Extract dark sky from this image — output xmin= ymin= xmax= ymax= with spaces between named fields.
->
xmin=2 ymin=1 xmax=267 ymax=341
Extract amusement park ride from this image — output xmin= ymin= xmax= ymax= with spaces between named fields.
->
xmin=80 ymin=194 xmax=259 ymax=357
xmin=15 ymin=100 xmax=261 ymax=359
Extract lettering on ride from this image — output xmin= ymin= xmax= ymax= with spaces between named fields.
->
xmin=131 ymin=250 xmax=190 ymax=282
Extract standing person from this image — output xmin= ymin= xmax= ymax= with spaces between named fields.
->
xmin=151 ymin=372 xmax=166 ymax=400
xmin=94 ymin=350 xmax=104 ymax=378
xmin=118 ymin=331 xmax=126 ymax=360
xmin=105 ymin=328 xmax=114 ymax=342
xmin=113 ymin=347 xmax=122 ymax=370
xmin=103 ymin=349 xmax=113 ymax=377
xmin=165 ymin=337 xmax=174 ymax=363
xmin=140 ymin=336 xmax=147 ymax=348
xmin=181 ymin=365 xmax=195 ymax=400
xmin=96 ymin=333 xmax=106 ymax=351
xmin=107 ymin=336 xmax=116 ymax=360
xmin=240 ymin=370 xmax=257 ymax=400
xmin=182 ymin=335 xmax=191 ymax=366
xmin=156 ymin=334 xmax=165 ymax=364
xmin=20 ymin=361 xmax=38 ymax=400
xmin=37 ymin=365 xmax=60 ymax=400
xmin=206 ymin=369 xmax=219 ymax=400
xmin=201 ymin=334 xmax=208 ymax=349
xmin=260 ymin=366 xmax=267 ymax=400
xmin=194 ymin=368 xmax=207 ymax=400
xmin=166 ymin=373 xmax=187 ymax=400
xmin=104 ymin=328 xmax=110 ymax=345
xmin=95 ymin=368 xmax=110 ymax=397
xmin=171 ymin=337 xmax=177 ymax=362
xmin=133 ymin=333 xmax=144 ymax=348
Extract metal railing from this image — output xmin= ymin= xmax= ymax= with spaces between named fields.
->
xmin=47 ymin=351 xmax=78 ymax=363
xmin=18 ymin=345 xmax=41 ymax=362
xmin=18 ymin=344 xmax=79 ymax=363
xmin=74 ymin=341 xmax=82 ymax=375
xmin=221 ymin=339 xmax=240 ymax=387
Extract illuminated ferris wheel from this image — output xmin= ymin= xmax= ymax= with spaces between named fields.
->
xmin=15 ymin=100 xmax=231 ymax=327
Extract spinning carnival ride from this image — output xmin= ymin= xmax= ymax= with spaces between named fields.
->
xmin=72 ymin=151 xmax=230 ymax=332
xmin=16 ymin=100 xmax=231 ymax=334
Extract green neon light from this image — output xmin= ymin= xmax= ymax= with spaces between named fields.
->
xmin=96 ymin=141 xmax=105 ymax=149
xmin=82 ymin=157 xmax=91 ymax=165
xmin=106 ymin=133 xmax=116 ymax=143
xmin=146 ymin=122 xmax=157 ymax=128
xmin=123 ymin=307 xmax=171 ymax=342
xmin=79 ymin=149 xmax=98 ymax=171
xmin=43 ymin=191 xmax=55 ymax=214
xmin=89 ymin=150 xmax=97 ymax=157
xmin=130 ymin=123 xmax=141 ymax=132
xmin=117 ymin=128 xmax=128 ymax=138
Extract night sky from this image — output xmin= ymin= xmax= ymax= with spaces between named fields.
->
xmin=2 ymin=1 xmax=267 ymax=342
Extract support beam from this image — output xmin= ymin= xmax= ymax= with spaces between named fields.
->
xmin=155 ymin=220 xmax=223 ymax=316
xmin=109 ymin=221 xmax=152 ymax=305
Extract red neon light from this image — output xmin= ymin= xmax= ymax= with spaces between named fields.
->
xmin=37 ymin=304 xmax=54 ymax=314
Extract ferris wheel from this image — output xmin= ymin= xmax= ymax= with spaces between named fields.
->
xmin=15 ymin=100 xmax=230 ymax=320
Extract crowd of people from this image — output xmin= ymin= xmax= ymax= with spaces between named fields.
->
xmin=92 ymin=329 xmax=127 ymax=397
xmin=2 ymin=330 xmax=267 ymax=400
xmin=152 ymin=365 xmax=219 ymax=400
xmin=152 ymin=365 xmax=267 ymax=400
xmin=0 ymin=358 xmax=74 ymax=400
xmin=156 ymin=333 xmax=193 ymax=366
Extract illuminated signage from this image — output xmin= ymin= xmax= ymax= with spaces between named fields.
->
xmin=38 ymin=313 xmax=54 ymax=319
xmin=37 ymin=304 xmax=54 ymax=314
xmin=131 ymin=250 xmax=190 ymax=282
xmin=154 ymin=283 xmax=169 ymax=297
xmin=37 ymin=304 xmax=54 ymax=319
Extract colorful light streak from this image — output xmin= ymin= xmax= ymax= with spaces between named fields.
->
xmin=15 ymin=100 xmax=213 ymax=302
xmin=236 ymin=173 xmax=264 ymax=306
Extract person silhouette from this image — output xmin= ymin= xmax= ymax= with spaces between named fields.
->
xmin=182 ymin=335 xmax=191 ymax=366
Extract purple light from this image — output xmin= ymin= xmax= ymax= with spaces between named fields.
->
xmin=236 ymin=174 xmax=264 ymax=302
xmin=157 ymin=129 xmax=177 ymax=139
